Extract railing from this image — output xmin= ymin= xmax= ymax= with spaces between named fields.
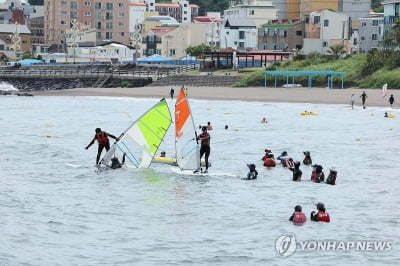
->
xmin=0 ymin=62 xmax=200 ymax=80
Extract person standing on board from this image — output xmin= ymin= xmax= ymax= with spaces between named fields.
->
xmin=85 ymin=128 xmax=118 ymax=165
xmin=170 ymin=88 xmax=174 ymax=100
xmin=195 ymin=126 xmax=211 ymax=173
xmin=389 ymin=94 xmax=395 ymax=108
xmin=360 ymin=91 xmax=368 ymax=109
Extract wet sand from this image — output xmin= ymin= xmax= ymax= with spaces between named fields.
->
xmin=30 ymin=86 xmax=395 ymax=108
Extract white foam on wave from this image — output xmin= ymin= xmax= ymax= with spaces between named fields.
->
xmin=0 ymin=81 xmax=18 ymax=91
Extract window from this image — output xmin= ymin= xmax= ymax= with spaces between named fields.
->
xmin=106 ymin=3 xmax=113 ymax=10
xmin=61 ymin=1 xmax=67 ymax=5
xmin=323 ymin=41 xmax=328 ymax=47
xmin=239 ymin=31 xmax=245 ymax=39
xmin=169 ymin=49 xmax=176 ymax=56
xmin=0 ymin=44 xmax=4 ymax=50
xmin=372 ymin=20 xmax=379 ymax=26
xmin=70 ymin=11 xmax=77 ymax=18
xmin=119 ymin=12 xmax=125 ymax=17
xmin=106 ymin=22 xmax=113 ymax=29
xmin=119 ymin=3 xmax=125 ymax=8
xmin=95 ymin=2 xmax=101 ymax=9
xmin=119 ymin=22 xmax=125 ymax=27
xmin=96 ymin=32 xmax=102 ymax=39
xmin=250 ymin=10 xmax=254 ymax=15
xmin=239 ymin=42 xmax=245 ymax=47
xmin=296 ymin=30 xmax=302 ymax=36
xmin=106 ymin=32 xmax=113 ymax=39
xmin=106 ymin=12 xmax=113 ymax=19
xmin=85 ymin=21 xmax=91 ymax=26
xmin=362 ymin=22 xmax=366 ymax=27
xmin=60 ymin=10 xmax=67 ymax=15
xmin=84 ymin=2 xmax=91 ymax=6
xmin=61 ymin=21 xmax=67 ymax=25
xmin=119 ymin=32 xmax=125 ymax=37
xmin=70 ymin=1 xmax=77 ymax=9
xmin=314 ymin=16 xmax=320 ymax=24
xmin=324 ymin=19 xmax=329 ymax=27
xmin=361 ymin=36 xmax=365 ymax=40
xmin=84 ymin=12 xmax=91 ymax=16
xmin=94 ymin=12 xmax=101 ymax=20
xmin=372 ymin=34 xmax=378 ymax=40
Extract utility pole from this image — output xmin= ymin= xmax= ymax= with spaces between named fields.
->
xmin=70 ymin=19 xmax=79 ymax=64
xmin=11 ymin=22 xmax=21 ymax=61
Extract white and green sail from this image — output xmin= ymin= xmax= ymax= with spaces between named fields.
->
xmin=99 ymin=98 xmax=172 ymax=168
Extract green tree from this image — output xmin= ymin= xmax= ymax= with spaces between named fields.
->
xmin=327 ymin=44 xmax=346 ymax=59
xmin=186 ymin=44 xmax=213 ymax=57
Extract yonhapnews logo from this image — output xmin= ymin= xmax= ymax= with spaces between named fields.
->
xmin=275 ymin=235 xmax=392 ymax=257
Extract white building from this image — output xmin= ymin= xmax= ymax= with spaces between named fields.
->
xmin=303 ymin=9 xmax=351 ymax=55
xmin=220 ymin=18 xmax=257 ymax=49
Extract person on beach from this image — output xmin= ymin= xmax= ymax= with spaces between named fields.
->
xmin=263 ymin=153 xmax=276 ymax=167
xmin=350 ymin=93 xmax=355 ymax=109
xmin=245 ymin=163 xmax=258 ymax=180
xmin=194 ymin=126 xmax=210 ymax=173
xmin=110 ymin=153 xmax=126 ymax=169
xmin=224 ymin=125 xmax=229 ymax=130
xmin=289 ymin=205 xmax=307 ymax=225
xmin=389 ymin=94 xmax=395 ymax=108
xmin=311 ymin=202 xmax=330 ymax=222
xmin=277 ymin=151 xmax=288 ymax=165
xmin=160 ymin=151 xmax=166 ymax=157
xmin=303 ymin=151 xmax=312 ymax=165
xmin=360 ymin=91 xmax=368 ymax=109
xmin=207 ymin=121 xmax=213 ymax=130
xmin=170 ymin=88 xmax=174 ymax=100
xmin=385 ymin=112 xmax=389 ymax=117
xmin=85 ymin=128 xmax=118 ymax=165
xmin=261 ymin=117 xmax=267 ymax=123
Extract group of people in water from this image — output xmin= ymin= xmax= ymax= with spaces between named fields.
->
xmin=258 ymin=149 xmax=337 ymax=185
xmin=289 ymin=202 xmax=330 ymax=225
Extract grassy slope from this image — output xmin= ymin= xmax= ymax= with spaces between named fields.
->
xmin=235 ymin=54 xmax=400 ymax=89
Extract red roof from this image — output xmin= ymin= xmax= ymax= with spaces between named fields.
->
xmin=193 ymin=16 xmax=221 ymax=23
xmin=147 ymin=26 xmax=179 ymax=36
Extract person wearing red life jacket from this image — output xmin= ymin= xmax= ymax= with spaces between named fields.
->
xmin=311 ymin=202 xmax=330 ymax=222
xmin=86 ymin=128 xmax=118 ymax=165
xmin=263 ymin=153 xmax=276 ymax=167
xmin=261 ymin=149 xmax=272 ymax=161
xmin=194 ymin=126 xmax=210 ymax=173
xmin=289 ymin=205 xmax=307 ymax=225
xmin=311 ymin=164 xmax=324 ymax=183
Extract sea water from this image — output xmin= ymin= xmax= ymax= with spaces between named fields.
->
xmin=0 ymin=92 xmax=399 ymax=266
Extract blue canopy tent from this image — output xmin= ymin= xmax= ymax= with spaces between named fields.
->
xmin=138 ymin=54 xmax=171 ymax=63
xmin=17 ymin=59 xmax=44 ymax=65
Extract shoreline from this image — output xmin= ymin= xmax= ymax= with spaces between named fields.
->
xmin=28 ymin=86 xmax=396 ymax=108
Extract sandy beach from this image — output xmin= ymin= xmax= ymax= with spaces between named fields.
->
xmin=30 ymin=86 xmax=396 ymax=108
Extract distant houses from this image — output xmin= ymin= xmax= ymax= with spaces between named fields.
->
xmin=0 ymin=0 xmax=398 ymax=65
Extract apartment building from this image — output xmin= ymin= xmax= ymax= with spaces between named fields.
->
xmin=258 ymin=18 xmax=305 ymax=51
xmin=45 ymin=0 xmax=130 ymax=51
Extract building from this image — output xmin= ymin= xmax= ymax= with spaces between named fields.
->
xmin=220 ymin=18 xmax=257 ymax=49
xmin=358 ymin=14 xmax=384 ymax=53
xmin=382 ymin=0 xmax=400 ymax=47
xmin=303 ymin=9 xmax=351 ymax=55
xmin=193 ymin=14 xmax=221 ymax=48
xmin=0 ymin=23 xmax=31 ymax=60
xmin=141 ymin=23 xmax=207 ymax=59
xmin=259 ymin=18 xmax=305 ymax=50
xmin=224 ymin=0 xmax=278 ymax=27
xmin=45 ymin=0 xmax=130 ymax=51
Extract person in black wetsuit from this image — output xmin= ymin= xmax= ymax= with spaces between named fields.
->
xmin=194 ymin=126 xmax=210 ymax=173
